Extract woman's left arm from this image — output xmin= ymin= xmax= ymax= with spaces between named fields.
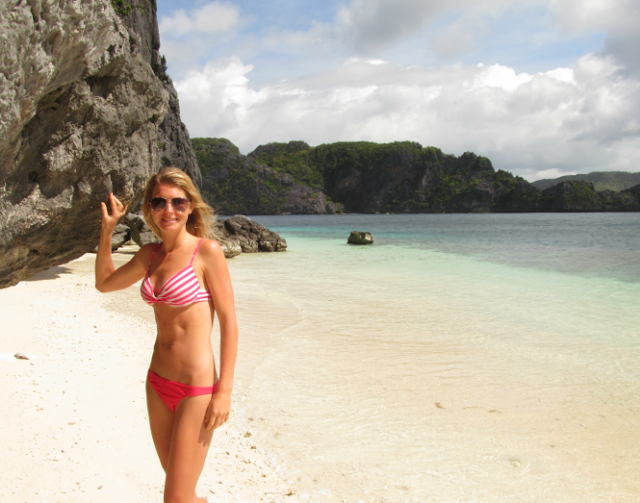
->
xmin=200 ymin=240 xmax=238 ymax=430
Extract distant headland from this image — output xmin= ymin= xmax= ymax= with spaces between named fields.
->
xmin=193 ymin=138 xmax=640 ymax=215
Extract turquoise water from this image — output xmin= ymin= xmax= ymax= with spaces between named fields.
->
xmin=225 ymin=214 xmax=640 ymax=503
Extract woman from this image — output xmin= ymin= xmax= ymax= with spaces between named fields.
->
xmin=95 ymin=167 xmax=238 ymax=503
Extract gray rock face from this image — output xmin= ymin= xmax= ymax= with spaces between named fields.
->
xmin=347 ymin=231 xmax=375 ymax=245
xmin=193 ymin=139 xmax=340 ymax=215
xmin=0 ymin=0 xmax=168 ymax=288
xmin=111 ymin=223 xmax=131 ymax=251
xmin=126 ymin=212 xmax=161 ymax=247
xmin=115 ymin=0 xmax=201 ymax=186
xmin=213 ymin=215 xmax=287 ymax=256
xmin=121 ymin=213 xmax=285 ymax=259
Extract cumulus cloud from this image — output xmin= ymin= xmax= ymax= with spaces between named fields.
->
xmin=175 ymin=57 xmax=262 ymax=133
xmin=176 ymin=54 xmax=640 ymax=180
xmin=333 ymin=0 xmax=546 ymax=56
xmin=550 ymin=0 xmax=640 ymax=73
xmin=159 ymin=2 xmax=240 ymax=36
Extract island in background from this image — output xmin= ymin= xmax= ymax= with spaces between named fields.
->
xmin=532 ymin=171 xmax=640 ymax=192
xmin=193 ymin=138 xmax=640 ymax=214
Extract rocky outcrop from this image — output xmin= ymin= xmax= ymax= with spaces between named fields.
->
xmin=113 ymin=0 xmax=201 ymax=186
xmin=213 ymin=215 xmax=287 ymax=256
xmin=126 ymin=212 xmax=160 ymax=247
xmin=111 ymin=223 xmax=131 ymax=251
xmin=193 ymin=138 xmax=340 ymax=214
xmin=0 ymin=0 xmax=170 ymax=288
xmin=347 ymin=231 xmax=374 ymax=245
xmin=537 ymin=181 xmax=640 ymax=212
xmin=118 ymin=213 xmax=286 ymax=258
xmin=532 ymin=171 xmax=640 ymax=192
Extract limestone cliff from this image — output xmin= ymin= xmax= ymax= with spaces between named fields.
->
xmin=196 ymin=139 xmax=640 ymax=214
xmin=193 ymin=138 xmax=340 ymax=215
xmin=0 ymin=0 xmax=168 ymax=287
xmin=112 ymin=0 xmax=201 ymax=185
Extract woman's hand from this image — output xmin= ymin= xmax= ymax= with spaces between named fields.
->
xmin=100 ymin=193 xmax=128 ymax=232
xmin=204 ymin=390 xmax=231 ymax=430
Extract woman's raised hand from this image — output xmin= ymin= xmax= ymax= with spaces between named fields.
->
xmin=100 ymin=193 xmax=128 ymax=231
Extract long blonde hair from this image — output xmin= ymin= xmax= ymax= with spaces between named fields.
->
xmin=142 ymin=167 xmax=215 ymax=239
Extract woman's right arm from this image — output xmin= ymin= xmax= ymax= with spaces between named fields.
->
xmin=95 ymin=193 xmax=148 ymax=292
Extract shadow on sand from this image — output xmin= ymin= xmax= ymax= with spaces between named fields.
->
xmin=25 ymin=266 xmax=73 ymax=282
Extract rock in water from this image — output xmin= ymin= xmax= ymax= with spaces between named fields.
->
xmin=0 ymin=0 xmax=169 ymax=288
xmin=348 ymin=231 xmax=374 ymax=245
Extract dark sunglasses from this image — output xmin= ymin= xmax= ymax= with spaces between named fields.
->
xmin=149 ymin=197 xmax=190 ymax=212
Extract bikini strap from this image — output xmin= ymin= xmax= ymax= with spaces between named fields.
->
xmin=146 ymin=243 xmax=162 ymax=274
xmin=190 ymin=239 xmax=204 ymax=266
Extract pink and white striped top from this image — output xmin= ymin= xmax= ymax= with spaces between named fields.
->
xmin=140 ymin=239 xmax=212 ymax=307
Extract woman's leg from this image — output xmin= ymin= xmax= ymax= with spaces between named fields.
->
xmin=164 ymin=394 xmax=214 ymax=503
xmin=146 ymin=380 xmax=175 ymax=470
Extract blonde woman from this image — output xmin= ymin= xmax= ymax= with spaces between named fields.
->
xmin=95 ymin=167 xmax=238 ymax=503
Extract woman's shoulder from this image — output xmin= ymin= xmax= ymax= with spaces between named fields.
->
xmin=196 ymin=238 xmax=225 ymax=258
xmin=138 ymin=242 xmax=161 ymax=254
xmin=133 ymin=242 xmax=161 ymax=263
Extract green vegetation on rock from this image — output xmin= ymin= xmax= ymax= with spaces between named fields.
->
xmin=532 ymin=171 xmax=640 ymax=192
xmin=193 ymin=138 xmax=640 ymax=214
xmin=111 ymin=0 xmax=132 ymax=16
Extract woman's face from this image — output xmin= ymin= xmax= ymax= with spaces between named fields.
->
xmin=149 ymin=183 xmax=193 ymax=233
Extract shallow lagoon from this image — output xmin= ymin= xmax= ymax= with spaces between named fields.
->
xmin=227 ymin=213 xmax=640 ymax=503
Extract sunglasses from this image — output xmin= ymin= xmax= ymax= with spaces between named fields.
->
xmin=149 ymin=197 xmax=190 ymax=212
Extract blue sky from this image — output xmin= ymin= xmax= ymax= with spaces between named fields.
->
xmin=156 ymin=0 xmax=640 ymax=181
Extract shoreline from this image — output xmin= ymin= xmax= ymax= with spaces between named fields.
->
xmin=0 ymin=247 xmax=293 ymax=503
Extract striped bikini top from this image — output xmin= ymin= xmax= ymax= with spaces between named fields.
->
xmin=140 ymin=239 xmax=212 ymax=307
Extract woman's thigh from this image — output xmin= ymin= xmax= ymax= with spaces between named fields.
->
xmin=146 ymin=380 xmax=175 ymax=471
xmin=164 ymin=394 xmax=214 ymax=500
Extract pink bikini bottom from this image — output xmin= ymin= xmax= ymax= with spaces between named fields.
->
xmin=147 ymin=370 xmax=219 ymax=413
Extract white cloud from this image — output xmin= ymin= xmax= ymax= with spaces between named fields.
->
xmin=333 ymin=0 xmax=547 ymax=56
xmin=159 ymin=2 xmax=240 ymax=36
xmin=175 ymin=57 xmax=263 ymax=133
xmin=468 ymin=63 xmax=534 ymax=92
xmin=429 ymin=18 xmax=478 ymax=59
xmin=175 ymin=54 xmax=640 ymax=180
xmin=335 ymin=0 xmax=445 ymax=53
xmin=550 ymin=0 xmax=640 ymax=73
xmin=549 ymin=0 xmax=623 ymax=34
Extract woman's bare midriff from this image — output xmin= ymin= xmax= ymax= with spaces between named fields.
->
xmin=148 ymin=300 xmax=216 ymax=386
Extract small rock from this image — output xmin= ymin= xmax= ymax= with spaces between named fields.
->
xmin=347 ymin=231 xmax=374 ymax=245
xmin=14 ymin=352 xmax=29 ymax=360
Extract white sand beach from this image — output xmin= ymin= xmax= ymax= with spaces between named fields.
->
xmin=2 ymin=225 xmax=640 ymax=503
xmin=0 ymin=246 xmax=292 ymax=503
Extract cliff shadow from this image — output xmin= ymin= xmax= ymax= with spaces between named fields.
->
xmin=25 ymin=266 xmax=73 ymax=282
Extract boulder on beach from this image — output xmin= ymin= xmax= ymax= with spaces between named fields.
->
xmin=111 ymin=224 xmax=131 ymax=251
xmin=126 ymin=213 xmax=161 ymax=248
xmin=214 ymin=215 xmax=287 ymax=257
xmin=348 ymin=231 xmax=375 ymax=245
xmin=115 ymin=213 xmax=286 ymax=259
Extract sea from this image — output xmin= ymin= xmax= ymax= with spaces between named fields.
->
xmin=223 ymin=213 xmax=640 ymax=503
